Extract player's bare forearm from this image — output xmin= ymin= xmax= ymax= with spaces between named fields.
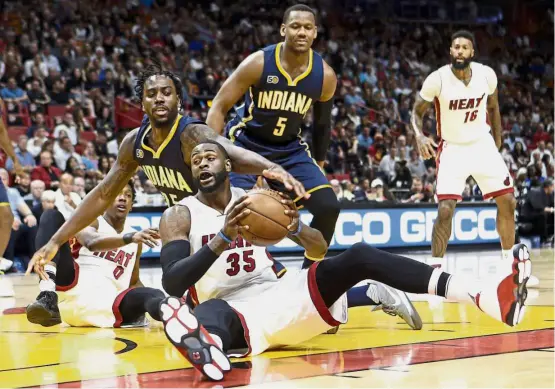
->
xmin=77 ymin=229 xmax=132 ymax=252
xmin=410 ymin=95 xmax=432 ymax=138
xmin=288 ymin=223 xmax=328 ymax=260
xmin=487 ymin=89 xmax=502 ymax=148
xmin=0 ymin=121 xmax=17 ymax=160
xmin=181 ymin=123 xmax=274 ymax=174
xmin=205 ymin=107 xmax=227 ymax=135
xmin=50 ymin=133 xmax=139 ymax=246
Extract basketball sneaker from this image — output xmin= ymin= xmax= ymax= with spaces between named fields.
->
xmin=26 ymin=291 xmax=62 ymax=326
xmin=160 ymin=297 xmax=231 ymax=381
xmin=472 ymin=243 xmax=531 ymax=326
xmin=368 ymin=281 xmax=423 ymax=330
xmin=0 ymin=258 xmax=13 ymax=272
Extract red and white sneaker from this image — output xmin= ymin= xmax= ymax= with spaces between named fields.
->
xmin=473 ymin=243 xmax=531 ymax=327
xmin=160 ymin=297 xmax=231 ymax=381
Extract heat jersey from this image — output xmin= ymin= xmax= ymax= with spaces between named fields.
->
xmin=227 ymin=42 xmax=324 ymax=144
xmin=69 ymin=216 xmax=139 ymax=291
xmin=178 ymin=187 xmax=284 ymax=305
xmin=419 ymin=62 xmax=497 ymax=144
xmin=133 ymin=114 xmax=203 ymax=205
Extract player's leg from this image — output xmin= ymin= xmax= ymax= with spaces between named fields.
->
xmin=114 ymin=287 xmax=165 ymax=326
xmin=432 ymin=141 xmax=468 ymax=268
xmin=0 ymin=180 xmax=14 ymax=272
xmin=160 ymin=297 xmax=234 ymax=381
xmin=26 ymin=209 xmax=76 ymax=326
xmin=313 ymin=242 xmax=531 ymax=327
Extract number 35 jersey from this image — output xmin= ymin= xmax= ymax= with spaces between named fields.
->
xmin=419 ymin=61 xmax=497 ymax=144
xmin=227 ymin=43 xmax=324 ymax=144
xmin=178 ymin=187 xmax=284 ymax=304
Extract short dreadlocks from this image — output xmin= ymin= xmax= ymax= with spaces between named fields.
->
xmin=134 ymin=61 xmax=184 ymax=110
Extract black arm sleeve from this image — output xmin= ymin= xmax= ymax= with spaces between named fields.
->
xmin=160 ymin=240 xmax=220 ymax=297
xmin=311 ymin=98 xmax=334 ymax=162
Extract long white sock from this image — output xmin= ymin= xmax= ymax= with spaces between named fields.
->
xmin=39 ymin=264 xmax=57 ymax=292
xmin=427 ymin=268 xmax=477 ymax=303
xmin=501 ymin=249 xmax=511 ymax=262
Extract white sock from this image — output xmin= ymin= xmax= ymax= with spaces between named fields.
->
xmin=430 ymin=257 xmax=444 ymax=269
xmin=428 ymin=268 xmax=477 ymax=303
xmin=39 ymin=278 xmax=56 ymax=292
xmin=501 ymin=249 xmax=512 ymax=261
xmin=210 ymin=333 xmax=223 ymax=350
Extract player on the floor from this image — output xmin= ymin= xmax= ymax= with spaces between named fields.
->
xmin=156 ymin=141 xmax=531 ymax=381
xmin=0 ymin=98 xmax=24 ymax=274
xmin=411 ymin=30 xmax=528 ymax=275
xmin=27 ymin=62 xmax=307 ymax=296
xmin=206 ymin=4 xmax=338 ymax=270
xmin=26 ymin=181 xmax=166 ymax=327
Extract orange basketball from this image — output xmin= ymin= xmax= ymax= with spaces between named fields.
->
xmin=238 ymin=189 xmax=293 ymax=246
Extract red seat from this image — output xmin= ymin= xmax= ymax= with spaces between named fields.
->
xmin=80 ymin=131 xmax=96 ymax=143
xmin=7 ymin=127 xmax=28 ymax=142
xmin=47 ymin=105 xmax=68 ymax=117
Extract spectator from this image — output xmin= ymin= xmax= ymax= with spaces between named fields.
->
xmin=357 ymin=127 xmax=372 ymax=155
xmin=53 ymin=113 xmax=78 ymax=145
xmin=407 ymin=149 xmax=427 ymax=178
xmin=6 ymin=135 xmax=36 ymax=174
xmin=24 ymin=179 xmax=46 ymax=209
xmin=1 ymin=77 xmax=29 ymax=104
xmin=27 ymin=125 xmax=49 ymax=158
xmin=33 ymin=189 xmax=56 ymax=223
xmin=49 ymin=78 xmax=74 ymax=106
xmin=31 ymin=150 xmax=62 ymax=190
xmin=73 ymin=177 xmax=86 ymax=199
xmin=54 ymin=173 xmax=82 ymax=220
xmin=14 ymin=172 xmax=31 ymax=197
xmin=404 ymin=176 xmax=433 ymax=203
xmin=379 ymin=146 xmax=399 ymax=181
xmin=519 ymin=179 xmax=554 ymax=245
xmin=367 ymin=178 xmax=388 ymax=202
xmin=27 ymin=79 xmax=51 ymax=108
xmin=54 ymin=137 xmax=82 ymax=171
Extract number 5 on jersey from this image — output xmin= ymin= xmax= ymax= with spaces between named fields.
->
xmin=273 ymin=117 xmax=288 ymax=136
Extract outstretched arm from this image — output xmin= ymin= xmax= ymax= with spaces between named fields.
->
xmin=49 ymin=130 xmax=140 ymax=246
xmin=206 ymin=51 xmax=264 ymax=135
xmin=75 ymin=219 xmax=160 ymax=252
xmin=312 ymin=61 xmax=337 ymax=169
xmin=180 ymin=123 xmax=307 ymax=198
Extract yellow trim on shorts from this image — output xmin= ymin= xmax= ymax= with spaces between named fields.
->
xmin=305 ymin=252 xmax=325 ymax=261
xmin=276 ymin=269 xmax=287 ymax=277
xmin=228 ymin=87 xmax=255 ymax=142
xmin=0 ymin=202 xmax=9 ymax=207
xmin=293 ymin=184 xmax=332 ymax=203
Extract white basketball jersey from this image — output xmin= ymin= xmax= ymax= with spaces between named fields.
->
xmin=419 ymin=62 xmax=497 ymax=144
xmin=179 ymin=187 xmax=281 ymax=304
xmin=69 ymin=216 xmax=139 ymax=291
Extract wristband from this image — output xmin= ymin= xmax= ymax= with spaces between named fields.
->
xmin=123 ymin=232 xmax=135 ymax=244
xmin=218 ymin=230 xmax=233 ymax=244
xmin=291 ymin=222 xmax=302 ymax=236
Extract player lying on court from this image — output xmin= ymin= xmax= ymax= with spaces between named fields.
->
xmin=156 ymin=141 xmax=532 ymax=381
xmin=26 ymin=182 xmax=166 ymax=328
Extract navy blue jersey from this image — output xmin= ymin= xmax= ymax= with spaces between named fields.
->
xmin=133 ymin=114 xmax=203 ymax=206
xmin=228 ymin=43 xmax=324 ymax=144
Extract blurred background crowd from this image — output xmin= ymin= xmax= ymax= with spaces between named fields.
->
xmin=0 ymin=0 xmax=553 ymax=269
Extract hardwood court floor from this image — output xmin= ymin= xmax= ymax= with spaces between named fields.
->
xmin=0 ymin=249 xmax=553 ymax=388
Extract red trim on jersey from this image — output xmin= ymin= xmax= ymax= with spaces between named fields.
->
xmin=55 ymin=262 xmax=80 ymax=292
xmin=307 ymin=262 xmax=341 ymax=327
xmin=112 ymin=287 xmax=135 ymax=328
xmin=483 ymin=187 xmax=514 ymax=200
xmin=434 ymin=97 xmax=442 ymax=139
xmin=229 ymin=306 xmax=252 ymax=357
xmin=69 ymin=237 xmax=82 ymax=260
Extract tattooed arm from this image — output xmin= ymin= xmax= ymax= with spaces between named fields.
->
xmin=180 ymin=123 xmax=307 ymax=198
xmin=49 ymin=130 xmax=139 ymax=246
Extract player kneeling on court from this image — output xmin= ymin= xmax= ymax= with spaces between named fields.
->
xmin=157 ymin=141 xmax=532 ymax=381
xmin=26 ymin=182 xmax=166 ymax=328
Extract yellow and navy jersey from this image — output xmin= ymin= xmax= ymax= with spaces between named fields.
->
xmin=133 ymin=114 xmax=202 ymax=206
xmin=228 ymin=43 xmax=324 ymax=144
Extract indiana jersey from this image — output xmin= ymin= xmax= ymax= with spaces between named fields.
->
xmin=178 ymin=187 xmax=284 ymax=305
xmin=133 ymin=114 xmax=203 ymax=205
xmin=69 ymin=216 xmax=139 ymax=291
xmin=228 ymin=42 xmax=324 ymax=144
xmin=419 ymin=62 xmax=497 ymax=144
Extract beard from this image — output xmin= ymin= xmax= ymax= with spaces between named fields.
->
xmin=450 ymin=54 xmax=472 ymax=70
xmin=194 ymin=170 xmax=228 ymax=193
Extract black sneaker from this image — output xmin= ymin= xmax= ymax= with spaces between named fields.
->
xmin=26 ymin=291 xmax=62 ymax=327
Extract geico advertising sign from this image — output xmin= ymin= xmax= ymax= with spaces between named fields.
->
xmin=127 ymin=206 xmax=499 ymax=257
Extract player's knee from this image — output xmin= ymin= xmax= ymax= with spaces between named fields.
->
xmin=39 ymin=209 xmax=66 ymax=228
xmin=310 ymin=188 xmax=340 ymax=219
xmin=496 ymin=193 xmax=516 ymax=214
xmin=437 ymin=200 xmax=456 ymax=222
xmin=349 ymin=242 xmax=377 ymax=260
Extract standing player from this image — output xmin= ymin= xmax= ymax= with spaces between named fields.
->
xmin=156 ymin=141 xmax=531 ymax=381
xmin=26 ymin=182 xmax=166 ymax=328
xmin=27 ymin=63 xmax=307 ymax=306
xmin=0 ymin=98 xmax=23 ymax=273
xmin=411 ymin=31 xmax=520 ymax=269
xmin=207 ymin=4 xmax=338 ymax=270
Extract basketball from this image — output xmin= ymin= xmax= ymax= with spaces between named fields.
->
xmin=238 ymin=189 xmax=293 ymax=246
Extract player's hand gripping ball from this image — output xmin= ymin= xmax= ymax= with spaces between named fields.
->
xmin=238 ymin=189 xmax=298 ymax=246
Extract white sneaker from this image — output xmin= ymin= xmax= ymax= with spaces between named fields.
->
xmin=527 ymin=275 xmax=540 ymax=288
xmin=0 ymin=258 xmax=13 ymax=272
xmin=368 ymin=281 xmax=423 ymax=330
xmin=0 ymin=275 xmax=14 ymax=297
xmin=472 ymin=243 xmax=531 ymax=326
